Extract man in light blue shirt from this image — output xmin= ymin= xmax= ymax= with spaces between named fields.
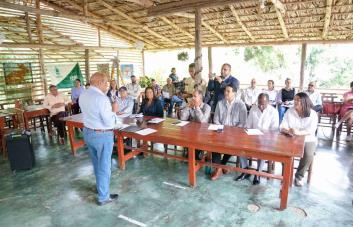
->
xmin=116 ymin=86 xmax=134 ymax=115
xmin=79 ymin=72 xmax=119 ymax=206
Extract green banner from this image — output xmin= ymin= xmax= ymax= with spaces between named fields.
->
xmin=47 ymin=63 xmax=84 ymax=89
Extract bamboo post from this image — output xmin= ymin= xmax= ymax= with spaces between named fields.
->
xmin=36 ymin=0 xmax=47 ymax=95
xmin=85 ymin=49 xmax=90 ymax=82
xmin=24 ymin=1 xmax=32 ymax=43
xmin=299 ymin=43 xmax=307 ymax=91
xmin=142 ymin=49 xmax=145 ymax=77
xmin=194 ymin=8 xmax=203 ymax=84
xmin=98 ymin=28 xmax=101 ymax=47
xmin=208 ymin=46 xmax=212 ymax=76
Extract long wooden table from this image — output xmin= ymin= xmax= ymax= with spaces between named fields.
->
xmin=23 ymin=105 xmax=51 ymax=133
xmin=64 ymin=114 xmax=305 ymax=210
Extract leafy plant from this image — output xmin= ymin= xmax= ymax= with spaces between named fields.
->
xmin=139 ymin=76 xmax=152 ymax=88
xmin=177 ymin=52 xmax=189 ymax=61
xmin=244 ymin=46 xmax=285 ymax=72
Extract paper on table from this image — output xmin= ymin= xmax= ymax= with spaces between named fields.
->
xmin=162 ymin=91 xmax=170 ymax=99
xmin=175 ymin=121 xmax=189 ymax=127
xmin=129 ymin=113 xmax=143 ymax=118
xmin=135 ymin=128 xmax=157 ymax=136
xmin=208 ymin=124 xmax=224 ymax=131
xmin=148 ymin=118 xmax=165 ymax=124
xmin=245 ymin=129 xmax=264 ymax=135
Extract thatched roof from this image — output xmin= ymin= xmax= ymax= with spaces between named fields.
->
xmin=1 ymin=0 xmax=353 ymax=50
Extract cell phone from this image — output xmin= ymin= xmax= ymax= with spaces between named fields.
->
xmin=281 ymin=131 xmax=294 ymax=137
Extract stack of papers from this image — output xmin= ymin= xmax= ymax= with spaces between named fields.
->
xmin=172 ymin=121 xmax=189 ymax=127
xmin=245 ymin=129 xmax=264 ymax=135
xmin=148 ymin=118 xmax=165 ymax=124
xmin=114 ymin=123 xmax=130 ymax=130
xmin=135 ymin=128 xmax=157 ymax=136
xmin=129 ymin=113 xmax=144 ymax=118
xmin=208 ymin=124 xmax=224 ymax=131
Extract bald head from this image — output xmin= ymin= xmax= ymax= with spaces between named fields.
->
xmin=90 ymin=72 xmax=109 ymax=93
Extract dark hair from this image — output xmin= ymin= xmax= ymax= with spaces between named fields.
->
xmin=222 ymin=63 xmax=231 ymax=70
xmin=110 ymin=80 xmax=118 ymax=90
xmin=268 ymin=80 xmax=274 ymax=85
xmin=119 ymin=86 xmax=127 ymax=91
xmin=225 ymin=84 xmax=237 ymax=93
xmin=85 ymin=83 xmax=90 ymax=86
xmin=49 ymin=85 xmax=56 ymax=89
xmin=171 ymin=67 xmax=176 ymax=71
xmin=258 ymin=93 xmax=269 ymax=102
xmin=131 ymin=75 xmax=136 ymax=78
xmin=75 ymin=79 xmax=81 ymax=83
xmin=144 ymin=86 xmax=156 ymax=101
xmin=151 ymin=79 xmax=156 ymax=82
xmin=189 ymin=63 xmax=195 ymax=69
xmin=295 ymin=92 xmax=313 ymax=118
xmin=350 ymin=81 xmax=353 ymax=88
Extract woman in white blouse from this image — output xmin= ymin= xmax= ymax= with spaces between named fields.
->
xmin=280 ymin=92 xmax=318 ymax=187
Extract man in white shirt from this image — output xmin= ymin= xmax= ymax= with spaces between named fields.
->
xmin=242 ymin=78 xmax=261 ymax=111
xmin=235 ymin=93 xmax=279 ymax=185
xmin=305 ymin=82 xmax=322 ymax=112
xmin=79 ymin=72 xmax=120 ymax=205
xmin=43 ymin=85 xmax=71 ymax=144
xmin=126 ymin=75 xmax=142 ymax=113
xmin=263 ymin=80 xmax=278 ymax=107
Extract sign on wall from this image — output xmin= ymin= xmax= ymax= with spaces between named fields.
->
xmin=97 ymin=63 xmax=110 ymax=76
xmin=121 ymin=64 xmax=134 ymax=81
xmin=3 ymin=63 xmax=33 ymax=86
xmin=47 ymin=63 xmax=84 ymax=89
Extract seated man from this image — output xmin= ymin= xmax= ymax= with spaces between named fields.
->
xmin=211 ymin=84 xmax=247 ymax=180
xmin=305 ymin=82 xmax=322 ymax=113
xmin=241 ymin=78 xmax=261 ymax=111
xmin=43 ymin=85 xmax=71 ymax=144
xmin=162 ymin=78 xmax=183 ymax=116
xmin=116 ymin=86 xmax=134 ymax=115
xmin=235 ymin=93 xmax=279 ymax=185
xmin=180 ymin=89 xmax=211 ymax=160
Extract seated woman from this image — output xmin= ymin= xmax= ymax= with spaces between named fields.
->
xmin=107 ymin=79 xmax=119 ymax=102
xmin=336 ymin=81 xmax=353 ymax=141
xmin=280 ymin=92 xmax=318 ymax=187
xmin=277 ymin=78 xmax=296 ymax=123
xmin=138 ymin=87 xmax=164 ymax=117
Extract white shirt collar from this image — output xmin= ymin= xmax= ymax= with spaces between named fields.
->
xmin=90 ymin=86 xmax=105 ymax=96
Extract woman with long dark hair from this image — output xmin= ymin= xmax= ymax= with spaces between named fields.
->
xmin=138 ymin=87 xmax=164 ymax=117
xmin=107 ymin=79 xmax=119 ymax=102
xmin=280 ymin=92 xmax=318 ymax=187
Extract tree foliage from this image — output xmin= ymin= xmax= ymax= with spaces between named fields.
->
xmin=243 ymin=46 xmax=285 ymax=72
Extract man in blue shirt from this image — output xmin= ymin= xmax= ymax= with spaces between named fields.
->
xmin=207 ymin=63 xmax=240 ymax=111
xmin=116 ymin=86 xmax=134 ymax=115
xmin=79 ymin=72 xmax=119 ymax=206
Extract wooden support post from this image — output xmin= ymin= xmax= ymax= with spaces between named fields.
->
xmin=299 ymin=43 xmax=307 ymax=91
xmin=83 ymin=0 xmax=88 ymax=16
xmin=36 ymin=0 xmax=47 ymax=95
xmin=85 ymin=49 xmax=90 ymax=82
xmin=142 ymin=50 xmax=145 ymax=77
xmin=194 ymin=8 xmax=202 ymax=84
xmin=98 ymin=28 xmax=101 ymax=47
xmin=24 ymin=1 xmax=32 ymax=43
xmin=208 ymin=47 xmax=212 ymax=76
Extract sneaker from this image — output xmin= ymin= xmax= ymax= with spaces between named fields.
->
xmin=294 ymin=177 xmax=303 ymax=187
xmin=346 ymin=135 xmax=352 ymax=142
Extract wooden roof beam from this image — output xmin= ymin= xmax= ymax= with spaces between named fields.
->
xmin=148 ymin=0 xmax=242 ymax=17
xmin=322 ymin=0 xmax=333 ymax=39
xmin=269 ymin=0 xmax=288 ymax=39
xmin=202 ymin=21 xmax=228 ymax=43
xmin=160 ymin=16 xmax=194 ymax=40
xmin=229 ymin=5 xmax=255 ymax=41
xmin=124 ymin=0 xmax=154 ymax=8
xmin=97 ymin=0 xmax=181 ymax=46
xmin=0 ymin=43 xmax=134 ymax=50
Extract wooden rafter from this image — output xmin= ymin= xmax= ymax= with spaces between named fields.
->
xmin=160 ymin=16 xmax=194 ymax=40
xmin=270 ymin=0 xmax=288 ymax=39
xmin=229 ymin=5 xmax=255 ymax=41
xmin=43 ymin=0 xmax=158 ymax=48
xmin=322 ymin=0 xmax=333 ymax=39
xmin=0 ymin=43 xmax=133 ymax=50
xmin=97 ymin=0 xmax=180 ymax=46
xmin=148 ymin=0 xmax=242 ymax=17
xmin=125 ymin=0 xmax=154 ymax=8
xmin=0 ymin=2 xmax=141 ymax=27
xmin=202 ymin=21 xmax=228 ymax=43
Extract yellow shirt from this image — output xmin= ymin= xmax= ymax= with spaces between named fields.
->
xmin=184 ymin=77 xmax=207 ymax=95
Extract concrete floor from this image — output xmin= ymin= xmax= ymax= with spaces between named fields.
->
xmin=0 ymin=127 xmax=352 ymax=227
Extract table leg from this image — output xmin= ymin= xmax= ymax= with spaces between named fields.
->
xmin=117 ymin=134 xmax=126 ymax=170
xmin=188 ymin=147 xmax=196 ymax=187
xmin=24 ymin=114 xmax=29 ymax=130
xmin=46 ymin=116 xmax=52 ymax=135
xmin=280 ymin=159 xmax=292 ymax=210
xmin=67 ymin=124 xmax=76 ymax=156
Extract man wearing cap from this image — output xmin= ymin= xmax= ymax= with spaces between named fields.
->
xmin=126 ymin=75 xmax=142 ymax=113
xmin=79 ymin=72 xmax=120 ymax=206
xmin=116 ymin=86 xmax=134 ymax=115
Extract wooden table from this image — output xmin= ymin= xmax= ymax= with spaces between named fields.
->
xmin=23 ymin=105 xmax=51 ymax=133
xmin=64 ymin=114 xmax=85 ymax=155
xmin=64 ymin=115 xmax=305 ymax=210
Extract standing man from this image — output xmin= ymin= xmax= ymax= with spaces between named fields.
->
xmin=242 ymin=78 xmax=261 ymax=111
xmin=169 ymin=67 xmax=179 ymax=83
xmin=305 ymin=82 xmax=323 ymax=112
xmin=43 ymin=85 xmax=71 ymax=145
xmin=207 ymin=63 xmax=240 ymax=111
xmin=184 ymin=63 xmax=207 ymax=98
xmin=79 ymin=72 xmax=119 ymax=206
xmin=126 ymin=75 xmax=142 ymax=113
xmin=71 ymin=79 xmax=85 ymax=114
